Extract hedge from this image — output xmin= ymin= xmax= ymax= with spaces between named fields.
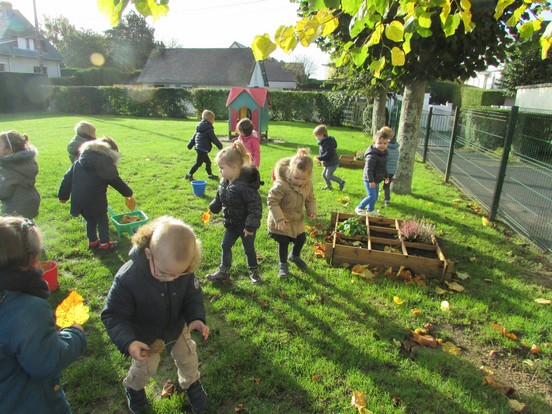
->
xmin=428 ymin=81 xmax=505 ymax=108
xmin=51 ymin=67 xmax=135 ymax=87
xmin=0 ymin=73 xmax=50 ymax=112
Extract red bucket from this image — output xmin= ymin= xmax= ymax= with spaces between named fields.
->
xmin=39 ymin=261 xmax=58 ymax=291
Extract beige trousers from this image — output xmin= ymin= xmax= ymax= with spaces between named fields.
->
xmin=123 ymin=328 xmax=200 ymax=391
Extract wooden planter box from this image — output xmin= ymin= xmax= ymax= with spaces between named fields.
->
xmin=339 ymin=155 xmax=364 ymax=169
xmin=325 ymin=212 xmax=454 ymax=278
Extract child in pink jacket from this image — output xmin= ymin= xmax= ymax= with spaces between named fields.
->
xmin=236 ymin=118 xmax=260 ymax=167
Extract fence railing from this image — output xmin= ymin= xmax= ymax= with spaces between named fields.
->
xmin=417 ymin=105 xmax=552 ymax=253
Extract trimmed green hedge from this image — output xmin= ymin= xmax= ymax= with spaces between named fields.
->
xmin=0 ymin=73 xmax=50 ymax=112
xmin=51 ymin=67 xmax=135 ymax=87
xmin=428 ymin=81 xmax=505 ymax=108
xmin=269 ymin=91 xmax=346 ymax=125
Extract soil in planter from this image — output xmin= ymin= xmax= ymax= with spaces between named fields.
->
xmin=369 ymin=230 xmax=397 ymax=239
xmin=370 ymin=243 xmax=389 ymax=252
xmin=406 ymin=247 xmax=439 ymax=259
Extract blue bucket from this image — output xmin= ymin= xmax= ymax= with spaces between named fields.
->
xmin=191 ymin=180 xmax=207 ymax=197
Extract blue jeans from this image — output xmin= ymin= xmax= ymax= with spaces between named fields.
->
xmin=221 ymin=227 xmax=258 ymax=269
xmin=322 ymin=164 xmax=344 ymax=189
xmin=357 ymin=181 xmax=379 ymax=212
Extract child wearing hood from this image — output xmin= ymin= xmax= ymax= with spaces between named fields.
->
xmin=206 ymin=142 xmax=263 ymax=284
xmin=0 ymin=130 xmax=40 ymax=219
xmin=314 ymin=124 xmax=345 ymax=191
xmin=67 ymin=120 xmax=96 ymax=163
xmin=58 ymin=136 xmax=135 ymax=252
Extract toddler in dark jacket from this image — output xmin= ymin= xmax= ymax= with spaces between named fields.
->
xmin=313 ymin=124 xmax=345 ymax=191
xmin=58 ymin=137 xmax=135 ymax=252
xmin=206 ymin=142 xmax=263 ymax=284
xmin=186 ymin=110 xmax=223 ymax=181
xmin=101 ymin=216 xmax=210 ymax=414
xmin=355 ymin=130 xmax=389 ymax=217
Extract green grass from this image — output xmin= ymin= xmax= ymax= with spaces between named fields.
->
xmin=1 ymin=112 xmax=550 ymax=414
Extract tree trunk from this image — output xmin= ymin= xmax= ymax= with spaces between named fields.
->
xmin=393 ymin=79 xmax=427 ymax=195
xmin=371 ymin=82 xmax=388 ymax=135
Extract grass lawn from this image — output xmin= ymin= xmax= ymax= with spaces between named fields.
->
xmin=1 ymin=112 xmax=550 ymax=414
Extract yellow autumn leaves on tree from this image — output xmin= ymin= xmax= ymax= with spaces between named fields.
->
xmin=55 ymin=290 xmax=89 ymax=328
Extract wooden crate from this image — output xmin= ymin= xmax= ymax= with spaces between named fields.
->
xmin=324 ymin=212 xmax=454 ymax=278
xmin=339 ymin=155 xmax=364 ymax=169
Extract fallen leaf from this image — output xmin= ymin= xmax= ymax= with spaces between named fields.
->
xmin=313 ymin=242 xmax=325 ymax=258
xmin=259 ymin=300 xmax=270 ymax=310
xmin=469 ymin=255 xmax=477 ymax=262
xmin=311 ymin=374 xmax=320 ymax=381
xmin=384 ymin=245 xmax=400 ymax=253
xmin=393 ymin=296 xmax=405 ymax=305
xmin=253 ymin=377 xmax=261 ymax=384
xmin=522 ymin=359 xmax=534 ymax=367
xmin=351 ymin=391 xmax=373 ymax=413
xmin=384 ymin=267 xmax=394 ymax=278
xmin=441 ymin=300 xmax=450 ymax=312
xmin=492 ymin=323 xmax=518 ymax=341
xmin=534 ymin=298 xmax=551 ymax=305
xmin=456 ymin=272 xmax=470 ymax=280
xmin=445 ymin=281 xmax=465 ymax=292
xmin=352 ymin=264 xmax=368 ymax=274
xmin=507 ymin=399 xmax=526 ymax=412
xmin=483 ymin=375 xmax=515 ymax=396
xmin=479 ymin=366 xmax=494 ymax=375
xmin=392 ymin=338 xmax=402 ymax=347
xmin=160 ymin=379 xmax=176 ymax=398
xmin=235 ymin=403 xmax=244 ymax=412
xmin=489 ymin=349 xmax=499 ymax=358
xmin=482 ymin=217 xmax=490 ymax=227
xmin=414 ymin=327 xmax=428 ymax=335
xmin=210 ymin=293 xmax=221 ymax=303
xmin=201 ymin=210 xmax=211 ymax=224
xmin=530 ymin=344 xmax=541 ymax=355
xmin=484 ymin=278 xmax=493 ymax=283
xmin=441 ymin=341 xmax=461 ymax=355
xmin=411 ymin=331 xmax=438 ymax=348
xmin=55 ymin=290 xmax=90 ymax=328
xmin=436 ymin=286 xmax=448 ymax=295
xmin=411 ymin=309 xmax=422 ymax=316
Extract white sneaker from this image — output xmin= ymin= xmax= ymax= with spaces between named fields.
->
xmin=367 ymin=210 xmax=381 ymax=217
xmin=354 ymin=207 xmax=365 ymax=215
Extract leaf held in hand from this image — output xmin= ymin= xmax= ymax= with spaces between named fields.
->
xmin=201 ymin=210 xmax=211 ymax=224
xmin=55 ymin=290 xmax=90 ymax=328
xmin=147 ymin=339 xmax=165 ymax=356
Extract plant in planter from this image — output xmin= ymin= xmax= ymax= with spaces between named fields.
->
xmin=337 ymin=217 xmax=367 ymax=237
xmin=399 ymin=218 xmax=436 ymax=244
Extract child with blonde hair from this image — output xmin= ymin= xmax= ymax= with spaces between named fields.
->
xmin=67 ymin=120 xmax=96 ymax=163
xmin=101 ymin=216 xmax=209 ymax=414
xmin=267 ymin=148 xmax=317 ymax=278
xmin=186 ymin=110 xmax=223 ymax=181
xmin=0 ymin=216 xmax=86 ymax=414
xmin=313 ymin=124 xmax=345 ymax=191
xmin=380 ymin=126 xmax=399 ymax=206
xmin=236 ymin=117 xmax=261 ymax=167
xmin=58 ymin=136 xmax=135 ymax=252
xmin=206 ymin=141 xmax=263 ymax=284
xmin=0 ymin=130 xmax=40 ymax=219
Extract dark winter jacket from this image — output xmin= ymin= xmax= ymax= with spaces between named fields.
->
xmin=317 ymin=135 xmax=339 ymax=166
xmin=186 ymin=120 xmax=223 ymax=153
xmin=386 ymin=138 xmax=400 ymax=175
xmin=209 ymin=167 xmax=262 ymax=232
xmin=57 ymin=140 xmax=132 ymax=217
xmin=363 ymin=145 xmax=388 ymax=183
xmin=67 ymin=134 xmax=95 ymax=163
xmin=0 ymin=268 xmax=86 ymax=414
xmin=101 ymin=247 xmax=206 ymax=355
xmin=0 ymin=145 xmax=40 ymax=219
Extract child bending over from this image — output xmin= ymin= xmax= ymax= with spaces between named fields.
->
xmin=380 ymin=126 xmax=399 ymax=206
xmin=206 ymin=141 xmax=263 ymax=284
xmin=67 ymin=120 xmax=96 ymax=163
xmin=101 ymin=216 xmax=210 ymax=414
xmin=0 ymin=216 xmax=86 ymax=414
xmin=186 ymin=110 xmax=223 ymax=181
xmin=267 ymin=148 xmax=317 ymax=278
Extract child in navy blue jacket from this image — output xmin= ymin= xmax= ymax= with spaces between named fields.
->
xmin=313 ymin=125 xmax=345 ymax=191
xmin=186 ymin=110 xmax=223 ymax=181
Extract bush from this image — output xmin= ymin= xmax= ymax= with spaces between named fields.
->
xmin=51 ymin=67 xmax=133 ymax=87
xmin=461 ymin=86 xmax=505 ymax=108
xmin=0 ymin=73 xmax=50 ymax=112
xmin=513 ymin=111 xmax=552 ymax=160
xmin=428 ymin=81 xmax=461 ymax=107
xmin=190 ymin=89 xmax=228 ymax=120
xmin=461 ymin=108 xmax=509 ymax=150
xmin=362 ymin=103 xmax=373 ymax=133
xmin=269 ymin=90 xmax=345 ymax=125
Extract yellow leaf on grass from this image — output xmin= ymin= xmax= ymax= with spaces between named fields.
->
xmin=352 ymin=264 xmax=368 ymax=274
xmin=479 ymin=366 xmax=494 ymax=375
xmin=55 ymin=290 xmax=89 ymax=328
xmin=436 ymin=286 xmax=448 ymax=295
xmin=482 ymin=217 xmax=490 ymax=226
xmin=441 ymin=301 xmax=451 ymax=312
xmin=201 ymin=210 xmax=211 ymax=224
xmin=441 ymin=341 xmax=461 ymax=355
xmin=351 ymin=391 xmax=373 ymax=413
xmin=411 ymin=309 xmax=422 ymax=315
xmin=492 ymin=323 xmax=518 ymax=341
xmin=535 ymin=298 xmax=551 ymax=305
xmin=507 ymin=399 xmax=526 ymax=412
xmin=393 ymin=296 xmax=405 ymax=305
xmin=445 ymin=281 xmax=465 ymax=292
xmin=456 ymin=272 xmax=470 ymax=280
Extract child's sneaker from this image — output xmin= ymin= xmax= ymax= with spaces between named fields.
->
xmin=321 ymin=186 xmax=332 ymax=191
xmin=278 ymin=262 xmax=289 ymax=278
xmin=288 ymin=254 xmax=308 ymax=271
xmin=185 ymin=380 xmax=208 ymax=413
xmin=367 ymin=210 xmax=381 ymax=217
xmin=384 ymin=200 xmax=390 ymax=206
xmin=354 ymin=207 xmax=365 ymax=215
xmin=206 ymin=267 xmax=230 ymax=281
xmin=248 ymin=267 xmax=263 ymax=284
xmin=339 ymin=180 xmax=346 ymax=191
xmin=185 ymin=174 xmax=194 ymax=181
xmin=208 ymin=174 xmax=219 ymax=180
xmin=125 ymin=387 xmax=151 ymax=414
xmin=98 ymin=241 xmax=118 ymax=252
xmin=88 ymin=239 xmax=100 ymax=250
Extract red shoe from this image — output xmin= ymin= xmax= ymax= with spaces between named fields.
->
xmin=88 ymin=239 xmax=100 ymax=249
xmin=98 ymin=241 xmax=118 ymax=252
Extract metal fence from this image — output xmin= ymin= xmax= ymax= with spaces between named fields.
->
xmin=417 ymin=106 xmax=552 ymax=253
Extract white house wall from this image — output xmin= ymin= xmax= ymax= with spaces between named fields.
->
xmin=515 ymin=84 xmax=552 ymax=111
xmin=0 ymin=55 xmax=60 ymax=77
xmin=267 ymin=81 xmax=296 ymax=91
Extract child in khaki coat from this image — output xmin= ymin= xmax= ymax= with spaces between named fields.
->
xmin=267 ymin=148 xmax=317 ymax=278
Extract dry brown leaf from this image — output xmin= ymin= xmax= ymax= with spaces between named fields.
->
xmin=384 ymin=267 xmax=394 ymax=278
xmin=234 ymin=403 xmax=244 ymax=412
xmin=210 ymin=293 xmax=221 ymax=303
xmin=411 ymin=331 xmax=438 ymax=348
xmin=445 ymin=281 xmax=465 ymax=292
xmin=483 ymin=375 xmax=515 ymax=396
xmin=507 ymin=399 xmax=526 ymax=412
xmin=530 ymin=344 xmax=541 ymax=355
xmin=253 ymin=377 xmax=261 ymax=385
xmin=147 ymin=339 xmax=165 ymax=356
xmin=351 ymin=391 xmax=373 ymax=413
xmin=160 ymin=379 xmax=176 ymax=398
xmin=479 ymin=366 xmax=494 ymax=375
xmin=259 ymin=300 xmax=270 ymax=310
xmin=311 ymin=374 xmax=320 ymax=381
xmin=411 ymin=309 xmax=422 ymax=316
xmin=313 ymin=242 xmax=325 ymax=258
xmin=492 ymin=323 xmax=518 ymax=341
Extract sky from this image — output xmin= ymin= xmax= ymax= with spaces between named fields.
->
xmin=13 ymin=0 xmax=331 ymax=79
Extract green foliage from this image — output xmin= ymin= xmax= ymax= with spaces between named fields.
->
xmin=51 ymin=67 xmax=134 ymax=87
xmin=190 ymin=89 xmax=228 ymax=120
xmin=0 ymin=73 xmax=49 ymax=112
xmin=462 ymin=108 xmax=509 ymax=150
xmin=337 ymin=217 xmax=367 ymax=237
xmin=428 ymin=81 xmax=461 ymax=107
xmin=513 ymin=111 xmax=552 ymax=160
xmin=269 ymin=91 xmax=346 ymax=125
xmin=461 ymin=86 xmax=505 ymax=108
xmin=362 ymin=102 xmax=373 ymax=133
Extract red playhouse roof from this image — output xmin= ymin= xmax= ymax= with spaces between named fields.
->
xmin=226 ymin=87 xmax=270 ymax=108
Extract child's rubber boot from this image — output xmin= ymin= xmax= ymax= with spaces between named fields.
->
xmin=125 ymin=388 xmax=151 ymax=414
xmin=248 ymin=267 xmax=263 ymax=284
xmin=206 ymin=267 xmax=230 ymax=281
xmin=185 ymin=380 xmax=208 ymax=413
xmin=278 ymin=262 xmax=289 ymax=278
xmin=288 ymin=254 xmax=308 ymax=271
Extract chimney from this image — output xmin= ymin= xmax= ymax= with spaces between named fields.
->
xmin=0 ymin=2 xmax=13 ymax=15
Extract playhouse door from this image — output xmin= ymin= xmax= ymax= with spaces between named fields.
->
xmin=239 ymin=107 xmax=252 ymax=120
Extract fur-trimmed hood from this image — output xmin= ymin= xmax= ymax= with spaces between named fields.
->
xmin=273 ymin=157 xmax=292 ymax=183
xmin=79 ymin=140 xmax=121 ymax=166
xmin=0 ymin=145 xmax=39 ymax=179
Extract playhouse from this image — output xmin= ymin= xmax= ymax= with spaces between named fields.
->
xmin=226 ymin=87 xmax=270 ymax=139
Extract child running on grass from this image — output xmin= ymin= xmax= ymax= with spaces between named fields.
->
xmin=314 ymin=124 xmax=345 ymax=191
xmin=267 ymin=148 xmax=317 ymax=278
xmin=380 ymin=126 xmax=399 ymax=206
xmin=101 ymin=216 xmax=210 ymax=414
xmin=355 ymin=130 xmax=389 ymax=217
xmin=67 ymin=120 xmax=96 ymax=163
xmin=58 ymin=136 xmax=135 ymax=252
xmin=0 ymin=130 xmax=40 ymax=219
xmin=0 ymin=216 xmax=86 ymax=414
xmin=186 ymin=110 xmax=223 ymax=181
xmin=206 ymin=142 xmax=263 ymax=284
